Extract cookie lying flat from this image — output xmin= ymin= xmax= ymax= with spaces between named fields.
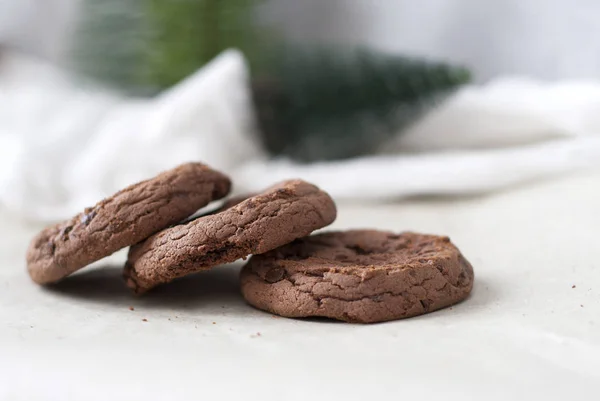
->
xmin=27 ymin=163 xmax=231 ymax=285
xmin=124 ymin=180 xmax=337 ymax=294
xmin=240 ymin=230 xmax=474 ymax=323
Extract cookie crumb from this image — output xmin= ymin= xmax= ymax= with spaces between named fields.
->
xmin=572 ymin=285 xmax=576 ymax=289
xmin=142 ymin=318 xmax=148 ymax=322
xmin=257 ymin=332 xmax=261 ymax=336
xmin=212 ymin=322 xmax=216 ymax=325
xmin=581 ymin=304 xmax=584 ymax=308
xmin=129 ymin=306 xmax=134 ymax=311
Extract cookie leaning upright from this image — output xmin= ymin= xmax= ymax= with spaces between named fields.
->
xmin=125 ymin=179 xmax=337 ymax=294
xmin=240 ymin=230 xmax=474 ymax=323
xmin=27 ymin=163 xmax=231 ymax=285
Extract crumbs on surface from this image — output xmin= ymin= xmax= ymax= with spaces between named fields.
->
xmin=572 ymin=285 xmax=576 ymax=289
xmin=129 ymin=306 xmax=135 ymax=311
xmin=212 ymin=322 xmax=216 ymax=325
xmin=142 ymin=318 xmax=148 ymax=322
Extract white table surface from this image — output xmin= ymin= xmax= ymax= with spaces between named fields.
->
xmin=1 ymin=171 xmax=599 ymax=401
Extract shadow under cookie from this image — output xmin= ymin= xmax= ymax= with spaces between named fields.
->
xmin=46 ymin=263 xmax=246 ymax=311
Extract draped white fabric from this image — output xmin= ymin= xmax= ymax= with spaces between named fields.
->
xmin=3 ymin=49 xmax=600 ymax=221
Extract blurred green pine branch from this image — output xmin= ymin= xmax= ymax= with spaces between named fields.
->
xmin=69 ymin=2 xmax=471 ymax=162
xmin=70 ymin=0 xmax=268 ymax=94
xmin=141 ymin=0 xmax=268 ymax=90
xmin=70 ymin=0 xmax=149 ymax=93
xmin=252 ymin=46 xmax=471 ymax=162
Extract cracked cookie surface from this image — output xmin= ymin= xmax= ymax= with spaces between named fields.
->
xmin=240 ymin=230 xmax=474 ymax=323
xmin=124 ymin=180 xmax=337 ymax=294
xmin=27 ymin=163 xmax=231 ymax=285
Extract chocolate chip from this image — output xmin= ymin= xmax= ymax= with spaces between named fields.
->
xmin=59 ymin=225 xmax=73 ymax=240
xmin=347 ymin=244 xmax=370 ymax=255
xmin=80 ymin=209 xmax=97 ymax=225
xmin=265 ymin=268 xmax=285 ymax=283
xmin=419 ymin=299 xmax=431 ymax=311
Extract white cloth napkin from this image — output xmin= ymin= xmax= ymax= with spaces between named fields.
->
xmin=2 ymin=49 xmax=600 ymax=222
xmin=240 ymin=77 xmax=600 ymax=199
xmin=0 ymin=49 xmax=265 ymax=221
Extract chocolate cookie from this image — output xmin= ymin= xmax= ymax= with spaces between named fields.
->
xmin=240 ymin=230 xmax=474 ymax=323
xmin=124 ymin=180 xmax=337 ymax=294
xmin=27 ymin=163 xmax=231 ymax=285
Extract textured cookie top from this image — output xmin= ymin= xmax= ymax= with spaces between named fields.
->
xmin=125 ymin=179 xmax=337 ymax=293
xmin=248 ymin=230 xmax=464 ymax=276
xmin=27 ymin=163 xmax=231 ymax=284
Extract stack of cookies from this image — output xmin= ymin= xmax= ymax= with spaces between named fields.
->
xmin=26 ymin=163 xmax=474 ymax=323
